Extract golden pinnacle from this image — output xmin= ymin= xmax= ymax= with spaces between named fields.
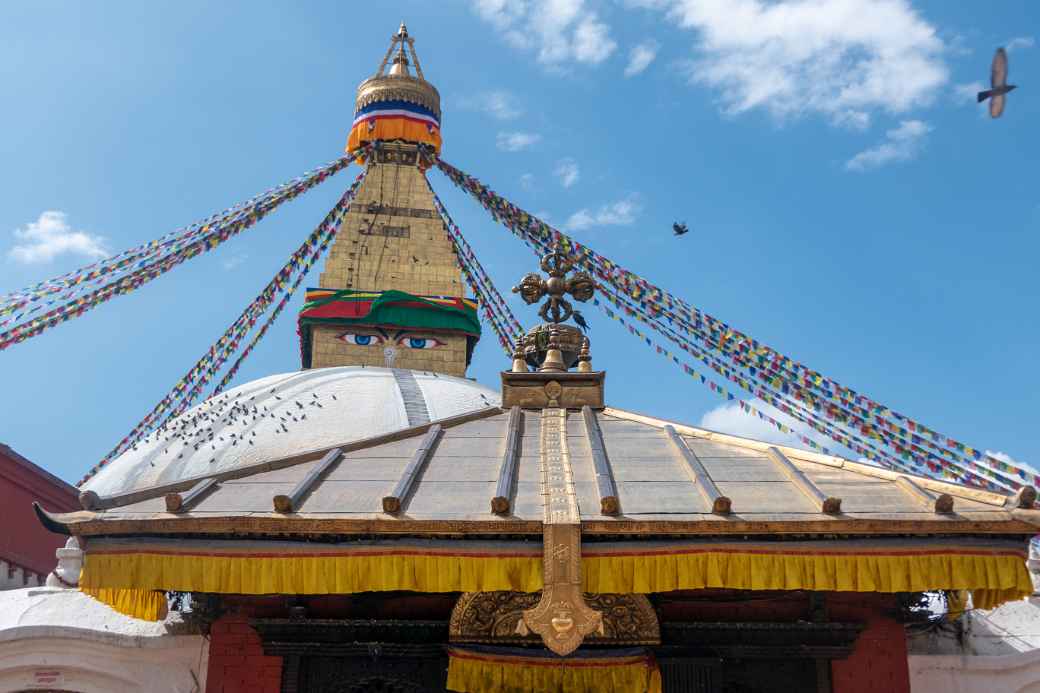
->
xmin=539 ymin=326 xmax=567 ymax=373
xmin=576 ymin=337 xmax=592 ymax=373
xmin=511 ymin=335 xmax=529 ymax=373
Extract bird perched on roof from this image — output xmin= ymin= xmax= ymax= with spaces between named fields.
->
xmin=673 ymin=222 xmax=689 ymax=237
xmin=977 ymin=47 xmax=1017 ymax=118
xmin=572 ymin=310 xmax=590 ymax=333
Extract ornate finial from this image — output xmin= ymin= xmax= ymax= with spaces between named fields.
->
xmin=576 ymin=337 xmax=592 ymax=373
xmin=540 ymin=325 xmax=567 ymax=373
xmin=512 ymin=243 xmax=595 ymax=326
xmin=511 ymin=336 xmax=528 ymax=373
xmin=46 ymin=536 xmax=84 ymax=589
xmin=351 ymin=23 xmax=439 ymax=160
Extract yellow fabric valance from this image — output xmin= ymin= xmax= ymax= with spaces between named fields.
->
xmin=81 ymin=587 xmax=168 ymax=622
xmin=80 ymin=537 xmax=542 ymax=619
xmin=79 ymin=536 xmax=1032 ymax=621
xmin=582 ymin=539 xmax=1033 ymax=605
xmin=446 ymin=646 xmax=661 ymax=693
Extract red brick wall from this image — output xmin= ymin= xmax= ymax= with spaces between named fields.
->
xmin=206 ymin=615 xmax=282 ymax=693
xmin=0 ymin=443 xmax=78 ymax=578
xmin=205 ymin=592 xmax=910 ymax=693
xmin=829 ymin=595 xmax=911 ymax=693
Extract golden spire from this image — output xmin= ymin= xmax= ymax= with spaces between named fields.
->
xmin=356 ymin=22 xmax=439 ymax=120
xmin=388 ymin=23 xmax=411 ymax=77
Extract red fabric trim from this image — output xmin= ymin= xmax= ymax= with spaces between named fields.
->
xmin=88 ymin=547 xmax=541 ymax=559
xmin=301 ymin=298 xmax=470 ymax=321
xmin=583 ymin=546 xmax=1027 ymax=559
xmin=447 ymin=648 xmax=652 ymax=668
xmin=355 ymin=113 xmax=440 ymax=129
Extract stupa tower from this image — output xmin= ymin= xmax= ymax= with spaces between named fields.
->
xmin=298 ymin=23 xmax=480 ymax=377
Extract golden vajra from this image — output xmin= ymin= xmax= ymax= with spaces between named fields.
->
xmin=512 ymin=244 xmax=595 ymax=324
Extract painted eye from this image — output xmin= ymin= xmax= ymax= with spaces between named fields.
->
xmin=398 ymin=336 xmax=445 ymax=349
xmin=339 ymin=332 xmax=384 ymax=346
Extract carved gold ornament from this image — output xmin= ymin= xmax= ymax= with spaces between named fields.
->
xmin=511 ymin=245 xmax=595 ymax=325
xmin=449 ymin=591 xmax=660 ymax=645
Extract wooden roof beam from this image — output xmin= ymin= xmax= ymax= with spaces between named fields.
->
xmin=1009 ymin=485 xmax=1037 ymax=509
xmin=492 ymin=407 xmax=524 ymax=515
xmin=383 ymin=424 xmax=443 ymax=514
xmin=766 ymin=446 xmax=841 ymax=515
xmin=582 ymin=406 xmax=620 ymax=516
xmin=664 ymin=425 xmax=731 ymax=515
xmin=894 ymin=475 xmax=954 ymax=514
xmin=78 ymin=490 xmax=102 ymax=511
xmin=273 ymin=448 xmax=343 ymax=513
xmin=165 ymin=478 xmax=218 ymax=513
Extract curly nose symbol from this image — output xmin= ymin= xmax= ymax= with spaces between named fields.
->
xmin=384 ymin=346 xmax=397 ymax=368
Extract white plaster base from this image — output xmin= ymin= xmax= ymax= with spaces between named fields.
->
xmin=0 ymin=637 xmax=206 ymax=693
xmin=0 ymin=588 xmax=207 ymax=693
xmin=910 ymin=651 xmax=1040 ymax=693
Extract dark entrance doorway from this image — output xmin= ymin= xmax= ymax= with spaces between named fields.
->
xmin=292 ymin=649 xmax=447 ymax=692
xmin=256 ymin=618 xmax=857 ymax=692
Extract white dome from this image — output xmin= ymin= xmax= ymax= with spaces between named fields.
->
xmin=83 ymin=367 xmax=500 ymax=496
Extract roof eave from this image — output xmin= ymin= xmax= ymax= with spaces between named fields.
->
xmin=38 ymin=508 xmax=1040 ymax=539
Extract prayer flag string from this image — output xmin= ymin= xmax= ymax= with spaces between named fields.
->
xmin=594 ymin=290 xmax=1007 ymax=490
xmin=79 ymin=171 xmax=367 ymax=485
xmin=1 ymin=155 xmax=356 ymax=349
xmin=595 ymin=284 xmax=1011 ymax=490
xmin=1 ymin=155 xmax=354 ymax=325
xmin=426 ymin=177 xmax=521 ymax=355
xmin=434 ymin=155 xmax=1035 ymax=490
xmin=507 ymin=232 xmax=962 ymax=485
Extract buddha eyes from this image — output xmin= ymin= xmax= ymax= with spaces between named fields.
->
xmin=337 ymin=332 xmax=445 ymax=349
xmin=399 ymin=336 xmax=445 ymax=349
xmin=339 ymin=332 xmax=385 ymax=346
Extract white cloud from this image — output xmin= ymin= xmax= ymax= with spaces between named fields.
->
xmin=554 ymin=158 xmax=581 ymax=187
xmin=496 ymin=131 xmax=542 ymax=151
xmin=471 ymin=0 xmax=618 ymax=67
xmin=623 ymin=0 xmax=671 ymax=8
xmin=222 ymin=254 xmax=247 ymax=271
xmin=1006 ymin=36 xmax=1035 ymax=52
xmin=658 ymin=0 xmax=947 ymax=127
xmin=461 ymin=90 xmax=523 ymax=120
xmin=7 ymin=211 xmax=107 ymax=264
xmin=953 ymin=81 xmax=985 ymax=103
xmin=845 ymin=119 xmax=931 ymax=171
xmin=624 ymin=40 xmax=659 ymax=77
xmin=985 ymin=450 xmax=1039 ymax=475
xmin=952 ymin=81 xmax=989 ymax=117
xmin=473 ymin=0 xmax=528 ymax=30
xmin=700 ymin=399 xmax=806 ymax=447
xmin=699 ymin=398 xmax=840 ymax=453
xmin=831 ymin=110 xmax=871 ymax=130
xmin=520 ymin=173 xmax=536 ymax=189
xmin=564 ymin=194 xmax=641 ymax=230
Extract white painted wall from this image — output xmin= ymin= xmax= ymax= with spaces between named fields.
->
xmin=0 ymin=637 xmax=205 ymax=693
xmin=0 ymin=560 xmax=41 ymax=591
xmin=0 ymin=587 xmax=207 ymax=693
xmin=909 ymin=540 xmax=1040 ymax=692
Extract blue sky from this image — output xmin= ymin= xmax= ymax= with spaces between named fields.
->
xmin=1 ymin=1 xmax=1037 ymax=484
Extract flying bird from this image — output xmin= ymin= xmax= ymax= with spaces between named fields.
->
xmin=572 ymin=310 xmax=590 ymax=333
xmin=977 ymin=47 xmax=1017 ymax=118
xmin=672 ymin=222 xmax=690 ymax=237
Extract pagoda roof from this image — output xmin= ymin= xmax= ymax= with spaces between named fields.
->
xmin=40 ymin=405 xmax=1040 ymax=538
